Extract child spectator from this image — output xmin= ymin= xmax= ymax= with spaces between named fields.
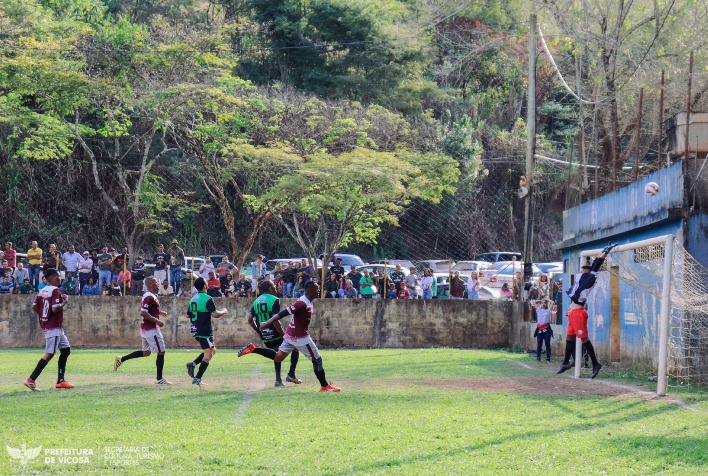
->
xmin=397 ymin=281 xmax=410 ymax=299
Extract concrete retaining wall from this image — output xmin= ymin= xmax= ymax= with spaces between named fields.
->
xmin=0 ymin=295 xmax=520 ymax=349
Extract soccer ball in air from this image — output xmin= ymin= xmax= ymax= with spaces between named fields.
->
xmin=645 ymin=182 xmax=660 ymax=195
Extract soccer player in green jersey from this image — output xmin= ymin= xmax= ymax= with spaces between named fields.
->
xmin=244 ymin=280 xmax=301 ymax=387
xmin=185 ymin=278 xmax=228 ymax=386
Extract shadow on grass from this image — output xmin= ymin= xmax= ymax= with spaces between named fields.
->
xmin=334 ymin=396 xmax=699 ymax=475
xmin=605 ymin=435 xmax=707 ymax=468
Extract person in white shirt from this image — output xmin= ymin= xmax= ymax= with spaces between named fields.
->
xmin=157 ymin=279 xmax=174 ymax=296
xmin=419 ymin=269 xmax=434 ymax=300
xmin=466 ymin=271 xmax=481 ymax=300
xmin=534 ymin=300 xmax=554 ymax=362
xmin=199 ymin=256 xmax=215 ymax=280
xmin=61 ymin=245 xmax=82 ymax=274
xmin=77 ymin=251 xmax=94 ymax=293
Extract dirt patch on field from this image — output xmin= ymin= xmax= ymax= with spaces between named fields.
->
xmin=418 ymin=376 xmax=666 ymax=400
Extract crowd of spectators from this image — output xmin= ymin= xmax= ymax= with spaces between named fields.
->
xmin=1 ymin=240 xmax=558 ymax=303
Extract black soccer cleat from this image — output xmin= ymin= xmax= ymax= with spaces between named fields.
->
xmin=274 ymin=380 xmax=284 ymax=387
xmin=186 ymin=362 xmax=196 ymax=378
xmin=556 ymin=363 xmax=573 ymax=374
xmin=591 ymin=363 xmax=602 ymax=379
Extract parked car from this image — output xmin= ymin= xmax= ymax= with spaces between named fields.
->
xmin=535 ymin=262 xmax=562 ymax=275
xmin=471 ymin=252 xmax=522 ymax=263
xmin=452 ymin=260 xmax=493 ymax=277
xmin=416 ymin=260 xmax=455 ymax=273
xmin=144 ymin=256 xmax=204 ymax=280
xmin=368 ymin=259 xmax=416 ymax=270
xmin=318 ymin=253 xmax=366 ymax=272
xmin=265 ymin=258 xmax=323 ymax=272
xmin=433 ymin=273 xmax=500 ymax=300
xmin=482 ymin=261 xmax=542 ymax=290
xmin=359 ymin=264 xmax=397 ymax=278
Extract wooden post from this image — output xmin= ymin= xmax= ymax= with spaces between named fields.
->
xmin=659 ymin=70 xmax=665 ymax=166
xmin=523 ymin=12 xmax=537 ymax=285
xmin=632 ymin=88 xmax=644 ymax=181
xmin=685 ymin=52 xmax=693 ymax=160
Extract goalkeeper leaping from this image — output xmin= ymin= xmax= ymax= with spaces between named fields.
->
xmin=557 ymin=243 xmax=617 ymax=379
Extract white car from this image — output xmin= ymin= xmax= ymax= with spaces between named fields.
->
xmin=433 ymin=273 xmax=501 ymax=300
xmin=483 ymin=261 xmax=543 ymax=290
xmin=452 ymin=260 xmax=493 ymax=278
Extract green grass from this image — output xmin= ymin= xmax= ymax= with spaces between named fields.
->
xmin=0 ymin=348 xmax=706 ymax=475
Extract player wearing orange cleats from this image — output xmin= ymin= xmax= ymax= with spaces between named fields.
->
xmin=239 ymin=281 xmax=340 ymax=392
xmin=25 ymin=268 xmax=73 ymax=391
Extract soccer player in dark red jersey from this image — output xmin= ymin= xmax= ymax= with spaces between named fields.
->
xmin=25 ymin=268 xmax=73 ymax=391
xmin=238 ymin=281 xmax=340 ymax=392
xmin=113 ymin=276 xmax=171 ymax=384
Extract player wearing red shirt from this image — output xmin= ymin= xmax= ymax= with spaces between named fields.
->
xmin=238 ymin=281 xmax=340 ymax=392
xmin=113 ymin=276 xmax=171 ymax=384
xmin=557 ymin=243 xmax=617 ymax=379
xmin=24 ymin=268 xmax=73 ymax=391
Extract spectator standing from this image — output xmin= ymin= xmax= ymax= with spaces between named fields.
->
xmin=251 ymin=255 xmax=266 ymax=284
xmin=376 ymin=271 xmax=391 ymax=299
xmin=282 ymin=262 xmax=295 ymax=298
xmin=118 ymin=266 xmax=132 ymax=294
xmin=397 ymin=281 xmax=410 ymax=299
xmin=130 ymin=257 xmax=146 ymax=296
xmin=449 ymin=271 xmax=465 ymax=300
xmin=329 ymin=258 xmax=345 ymax=281
xmin=27 ymin=241 xmax=42 ymax=290
xmin=18 ymin=278 xmax=33 ymax=294
xmin=420 ymin=269 xmax=434 ymax=300
xmin=169 ymin=239 xmax=185 ymax=296
xmin=199 ymin=256 xmax=215 ymax=280
xmin=387 ymin=283 xmax=397 ymax=299
xmin=113 ymin=247 xmax=129 ymax=284
xmin=533 ymin=274 xmax=551 ymax=302
xmin=61 ymin=245 xmax=81 ymax=275
xmin=466 ymin=272 xmax=481 ymax=300
xmin=405 ymin=267 xmax=418 ymax=299
xmin=82 ymin=277 xmax=101 ymax=296
xmin=13 ymin=262 xmax=30 ymax=290
xmin=158 ymin=279 xmax=173 ymax=296
xmin=60 ymin=272 xmax=80 ymax=296
xmin=346 ymin=267 xmax=362 ymax=297
xmin=300 ymin=259 xmax=314 ymax=283
xmin=97 ymin=246 xmax=113 ymax=290
xmin=216 ymin=256 xmax=235 ymax=279
xmin=534 ymin=300 xmax=553 ymax=362
xmin=42 ymin=243 xmax=61 ymax=272
xmin=152 ymin=244 xmax=170 ymax=288
xmin=0 ymin=276 xmax=14 ymax=294
xmin=359 ymin=269 xmax=375 ymax=299
xmin=390 ymin=265 xmax=406 ymax=292
xmin=3 ymin=242 xmax=17 ymax=268
xmin=78 ymin=251 xmax=94 ymax=293
xmin=89 ymin=248 xmax=100 ymax=283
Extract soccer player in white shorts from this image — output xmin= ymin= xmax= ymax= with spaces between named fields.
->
xmin=113 ymin=276 xmax=171 ymax=384
xmin=238 ymin=281 xmax=340 ymax=392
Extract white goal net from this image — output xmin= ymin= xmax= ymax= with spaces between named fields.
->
xmin=581 ymin=235 xmax=708 ymax=394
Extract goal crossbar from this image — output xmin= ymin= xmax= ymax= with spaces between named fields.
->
xmin=576 ymin=234 xmax=674 ymax=396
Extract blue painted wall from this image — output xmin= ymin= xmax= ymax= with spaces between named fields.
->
xmin=687 ymin=215 xmax=708 ymax=268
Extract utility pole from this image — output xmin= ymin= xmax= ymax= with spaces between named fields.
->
xmin=522 ymin=12 xmax=537 ymax=289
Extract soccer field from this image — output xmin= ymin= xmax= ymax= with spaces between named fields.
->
xmin=1 ymin=348 xmax=706 ymax=475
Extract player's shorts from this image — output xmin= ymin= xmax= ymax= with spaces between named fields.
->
xmin=195 ymin=336 xmax=215 ymax=350
xmin=43 ymin=328 xmax=70 ymax=354
xmin=567 ymin=308 xmax=589 ymax=338
xmin=140 ymin=329 xmax=166 ymax=353
xmin=278 ymin=335 xmax=320 ymax=361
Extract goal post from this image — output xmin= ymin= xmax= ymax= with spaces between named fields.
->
xmin=579 ymin=234 xmax=674 ymax=396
